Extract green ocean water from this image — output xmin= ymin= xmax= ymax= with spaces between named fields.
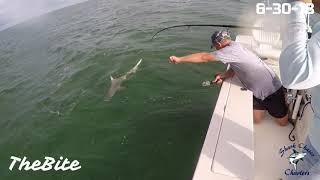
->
xmin=0 ymin=0 xmax=252 ymax=179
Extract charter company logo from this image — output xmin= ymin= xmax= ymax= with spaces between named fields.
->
xmin=279 ymin=143 xmax=314 ymax=176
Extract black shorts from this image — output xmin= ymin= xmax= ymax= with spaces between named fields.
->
xmin=253 ymin=87 xmax=288 ymax=118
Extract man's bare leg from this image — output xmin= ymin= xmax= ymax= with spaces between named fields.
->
xmin=275 ymin=114 xmax=289 ymax=126
xmin=253 ymin=110 xmax=266 ymax=124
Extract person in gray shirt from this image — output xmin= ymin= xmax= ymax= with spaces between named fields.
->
xmin=169 ymin=30 xmax=288 ymax=126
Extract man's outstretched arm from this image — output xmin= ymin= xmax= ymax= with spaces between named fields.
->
xmin=169 ymin=53 xmax=216 ymax=64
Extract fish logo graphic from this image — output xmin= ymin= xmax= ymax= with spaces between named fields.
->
xmin=288 ymin=149 xmax=307 ymax=170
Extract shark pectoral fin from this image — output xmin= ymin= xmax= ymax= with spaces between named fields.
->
xmin=110 ymin=76 xmax=114 ymax=81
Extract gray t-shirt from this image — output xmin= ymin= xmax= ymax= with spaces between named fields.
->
xmin=212 ymin=41 xmax=282 ymax=100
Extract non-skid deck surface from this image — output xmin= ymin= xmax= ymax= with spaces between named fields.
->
xmin=254 ymin=114 xmax=295 ymax=180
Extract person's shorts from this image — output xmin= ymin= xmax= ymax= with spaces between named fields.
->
xmin=253 ymin=87 xmax=288 ymax=118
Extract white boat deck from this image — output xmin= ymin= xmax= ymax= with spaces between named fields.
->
xmin=193 ymin=77 xmax=254 ymax=180
xmin=193 ymin=76 xmax=295 ymax=180
xmin=254 ymin=114 xmax=293 ymax=180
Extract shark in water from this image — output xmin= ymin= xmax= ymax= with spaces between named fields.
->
xmin=288 ymin=149 xmax=307 ymax=170
xmin=105 ymin=59 xmax=142 ymax=101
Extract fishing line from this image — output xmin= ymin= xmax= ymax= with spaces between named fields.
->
xmin=151 ymin=24 xmax=267 ymax=40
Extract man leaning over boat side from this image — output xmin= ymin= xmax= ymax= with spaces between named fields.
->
xmin=168 ymin=30 xmax=289 ymax=126
xmin=279 ymin=0 xmax=320 ymax=179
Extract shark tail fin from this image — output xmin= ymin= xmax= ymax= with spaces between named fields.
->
xmin=132 ymin=59 xmax=142 ymax=70
xmin=126 ymin=59 xmax=143 ymax=75
xmin=136 ymin=59 xmax=142 ymax=67
xmin=132 ymin=59 xmax=142 ymax=71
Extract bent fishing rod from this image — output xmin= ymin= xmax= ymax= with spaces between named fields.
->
xmin=151 ymin=24 xmax=269 ymax=40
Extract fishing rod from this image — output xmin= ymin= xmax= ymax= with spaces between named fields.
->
xmin=151 ymin=24 xmax=266 ymax=40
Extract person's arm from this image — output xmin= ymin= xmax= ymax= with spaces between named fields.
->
xmin=213 ymin=68 xmax=235 ymax=85
xmin=279 ymin=0 xmax=320 ymax=89
xmin=169 ymin=52 xmax=215 ymax=64
xmin=222 ymin=68 xmax=235 ymax=78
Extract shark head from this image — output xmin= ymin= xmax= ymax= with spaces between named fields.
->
xmin=295 ymin=153 xmax=307 ymax=159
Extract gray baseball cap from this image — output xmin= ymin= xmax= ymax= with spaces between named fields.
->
xmin=211 ymin=30 xmax=231 ymax=46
